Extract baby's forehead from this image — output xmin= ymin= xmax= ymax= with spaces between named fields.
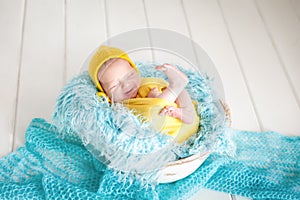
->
xmin=97 ymin=58 xmax=132 ymax=83
xmin=102 ymin=58 xmax=118 ymax=68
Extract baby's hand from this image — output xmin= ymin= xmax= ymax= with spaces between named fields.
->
xmin=160 ymin=106 xmax=182 ymax=120
xmin=155 ymin=64 xmax=188 ymax=85
xmin=147 ymin=87 xmax=160 ymax=98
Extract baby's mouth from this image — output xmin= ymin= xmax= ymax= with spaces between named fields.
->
xmin=124 ymin=87 xmax=133 ymax=95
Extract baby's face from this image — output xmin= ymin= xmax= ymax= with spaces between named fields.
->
xmin=97 ymin=58 xmax=141 ymax=102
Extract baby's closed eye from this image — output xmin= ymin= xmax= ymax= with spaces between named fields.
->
xmin=110 ymin=83 xmax=119 ymax=91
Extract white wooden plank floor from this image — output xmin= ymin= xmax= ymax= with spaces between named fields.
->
xmin=1 ymin=0 xmax=299 ymax=199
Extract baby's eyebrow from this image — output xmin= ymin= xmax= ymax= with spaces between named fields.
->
xmin=100 ymin=79 xmax=117 ymax=86
xmin=100 ymin=68 xmax=136 ymax=85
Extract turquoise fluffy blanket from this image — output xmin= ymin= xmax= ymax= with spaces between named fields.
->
xmin=52 ymin=63 xmax=231 ymax=180
xmin=0 ymin=63 xmax=299 ymax=199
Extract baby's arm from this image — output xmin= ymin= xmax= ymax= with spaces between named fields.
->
xmin=147 ymin=64 xmax=195 ymax=124
xmin=154 ymin=64 xmax=188 ymax=102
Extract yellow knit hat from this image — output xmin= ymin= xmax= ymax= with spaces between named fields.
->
xmin=88 ymin=45 xmax=139 ymax=97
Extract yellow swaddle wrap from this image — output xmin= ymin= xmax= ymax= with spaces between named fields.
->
xmin=122 ymin=77 xmax=200 ymax=143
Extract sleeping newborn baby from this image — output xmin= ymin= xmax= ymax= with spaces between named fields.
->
xmin=89 ymin=45 xmax=200 ymax=143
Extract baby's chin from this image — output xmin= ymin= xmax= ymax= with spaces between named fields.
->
xmin=130 ymin=90 xmax=138 ymax=98
xmin=130 ymin=87 xmax=139 ymax=98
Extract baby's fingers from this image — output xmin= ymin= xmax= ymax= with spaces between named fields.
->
xmin=147 ymin=87 xmax=160 ymax=98
xmin=155 ymin=65 xmax=167 ymax=71
xmin=159 ymin=108 xmax=167 ymax=116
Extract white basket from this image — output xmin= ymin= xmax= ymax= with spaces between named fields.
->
xmin=80 ymin=45 xmax=231 ymax=184
xmin=157 ymin=151 xmax=210 ymax=183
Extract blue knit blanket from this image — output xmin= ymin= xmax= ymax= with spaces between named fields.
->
xmin=0 ymin=118 xmax=299 ymax=199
